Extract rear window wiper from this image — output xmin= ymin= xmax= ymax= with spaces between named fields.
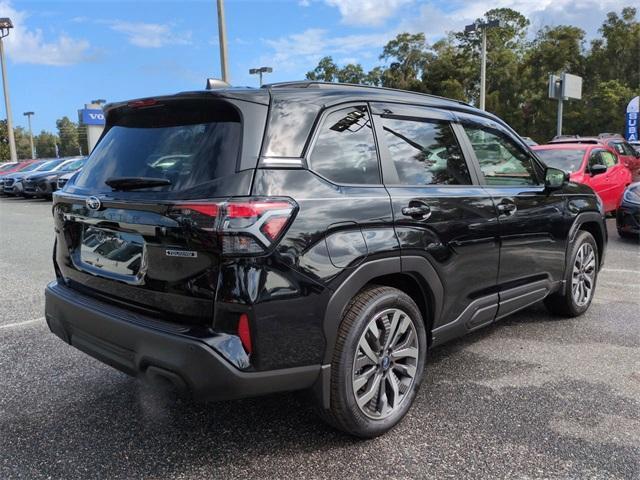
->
xmin=105 ymin=176 xmax=171 ymax=191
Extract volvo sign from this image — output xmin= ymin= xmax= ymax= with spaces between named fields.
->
xmin=79 ymin=108 xmax=105 ymax=126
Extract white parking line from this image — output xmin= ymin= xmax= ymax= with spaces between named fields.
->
xmin=602 ymin=268 xmax=640 ymax=274
xmin=0 ymin=317 xmax=44 ymax=330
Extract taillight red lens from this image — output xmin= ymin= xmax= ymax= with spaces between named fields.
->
xmin=261 ymin=216 xmax=289 ymax=240
xmin=237 ymin=313 xmax=252 ymax=354
xmin=178 ymin=203 xmax=219 ymax=217
xmin=169 ymin=197 xmax=296 ymax=255
xmin=226 ymin=201 xmax=292 ymax=218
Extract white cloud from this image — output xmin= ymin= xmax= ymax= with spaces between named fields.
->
xmin=263 ymin=28 xmax=393 ymax=72
xmin=109 ymin=21 xmax=192 ymax=48
xmin=0 ymin=0 xmax=92 ymax=66
xmin=400 ymin=0 xmax=626 ymax=41
xmin=325 ymin=0 xmax=413 ymax=26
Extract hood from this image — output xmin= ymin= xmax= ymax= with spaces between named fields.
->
xmin=26 ymin=170 xmax=64 ymax=181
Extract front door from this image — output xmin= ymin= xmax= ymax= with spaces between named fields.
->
xmin=457 ymin=117 xmax=566 ymax=300
xmin=371 ymin=103 xmax=500 ymax=339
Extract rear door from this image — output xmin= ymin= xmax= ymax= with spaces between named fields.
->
xmin=372 ymin=103 xmax=500 ymax=336
xmin=54 ymin=96 xmax=265 ymax=326
xmin=457 ymin=115 xmax=566 ymax=299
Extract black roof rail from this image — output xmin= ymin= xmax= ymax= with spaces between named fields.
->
xmin=263 ymin=80 xmax=472 ymax=107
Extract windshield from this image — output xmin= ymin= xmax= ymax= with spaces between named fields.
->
xmin=534 ymin=149 xmax=585 ymax=173
xmin=0 ymin=162 xmax=17 ymax=171
xmin=60 ymin=159 xmax=85 ymax=171
xmin=74 ymin=99 xmax=241 ymax=195
xmin=18 ymin=162 xmax=45 ymax=172
xmin=38 ymin=159 xmax=66 ymax=171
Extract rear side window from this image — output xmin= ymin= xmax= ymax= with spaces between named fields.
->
xmin=464 ymin=126 xmax=539 ymax=185
xmin=380 ymin=117 xmax=471 ymax=185
xmin=308 ymin=105 xmax=380 ymax=185
xmin=75 ymin=99 xmax=241 ymax=193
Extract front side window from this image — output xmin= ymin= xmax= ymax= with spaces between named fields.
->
xmin=380 ymin=117 xmax=471 ymax=185
xmin=308 ymin=106 xmax=379 ymax=184
xmin=464 ymin=126 xmax=538 ymax=185
xmin=588 ymin=150 xmax=605 ymax=169
xmin=601 ymin=151 xmax=617 ymax=167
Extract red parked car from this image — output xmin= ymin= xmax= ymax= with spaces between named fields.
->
xmin=533 ymin=143 xmax=632 ymax=213
xmin=0 ymin=159 xmax=38 ymax=176
xmin=549 ymin=134 xmax=640 ymax=178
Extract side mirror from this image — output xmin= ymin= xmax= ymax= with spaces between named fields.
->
xmin=545 ymin=167 xmax=567 ymax=189
xmin=589 ymin=164 xmax=607 ymax=176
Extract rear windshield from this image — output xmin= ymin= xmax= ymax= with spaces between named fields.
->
xmin=535 ymin=149 xmax=585 ymax=173
xmin=74 ymin=99 xmax=241 ymax=194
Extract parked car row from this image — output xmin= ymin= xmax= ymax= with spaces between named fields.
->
xmin=0 ymin=157 xmax=86 ymax=199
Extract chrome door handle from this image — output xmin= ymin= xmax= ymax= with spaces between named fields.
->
xmin=402 ymin=204 xmax=431 ymax=220
xmin=497 ymin=202 xmax=517 ymax=215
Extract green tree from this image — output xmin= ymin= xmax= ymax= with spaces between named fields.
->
xmin=581 ymin=80 xmax=634 ymax=135
xmin=0 ymin=120 xmax=10 ymax=162
xmin=336 ymin=63 xmax=366 ymax=84
xmin=379 ymin=33 xmax=431 ymax=91
xmin=588 ymin=7 xmax=640 ymax=88
xmin=14 ymin=127 xmax=33 ymax=159
xmin=35 ymin=130 xmax=59 ymax=158
xmin=306 ymin=56 xmax=340 ymax=81
xmin=56 ymin=117 xmax=81 ymax=157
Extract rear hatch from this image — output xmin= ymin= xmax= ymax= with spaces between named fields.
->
xmin=53 ymin=94 xmax=268 ymax=326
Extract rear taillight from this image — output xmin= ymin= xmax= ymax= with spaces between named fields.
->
xmin=168 ymin=197 xmax=296 ymax=255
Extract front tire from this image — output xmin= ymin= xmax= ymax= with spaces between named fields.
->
xmin=320 ymin=286 xmax=427 ymax=438
xmin=545 ymin=230 xmax=598 ymax=317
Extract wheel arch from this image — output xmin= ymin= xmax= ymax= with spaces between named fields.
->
xmin=568 ymin=212 xmax=607 ymax=270
xmin=321 ymin=256 xmax=443 ymax=365
xmin=313 ymin=256 xmax=443 ymax=410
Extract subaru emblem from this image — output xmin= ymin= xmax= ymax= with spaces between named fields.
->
xmin=86 ymin=196 xmax=102 ymax=211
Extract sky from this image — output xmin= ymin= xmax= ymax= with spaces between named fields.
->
xmin=0 ymin=0 xmax=629 ymax=134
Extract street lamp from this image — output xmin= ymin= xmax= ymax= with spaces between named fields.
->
xmin=23 ymin=111 xmax=35 ymax=159
xmin=465 ymin=19 xmax=501 ymax=111
xmin=91 ymin=99 xmax=106 ymax=106
xmin=249 ymin=67 xmax=273 ymax=86
xmin=0 ymin=17 xmax=17 ymax=161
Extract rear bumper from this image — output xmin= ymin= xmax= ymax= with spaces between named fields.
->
xmin=45 ymin=281 xmax=320 ymax=400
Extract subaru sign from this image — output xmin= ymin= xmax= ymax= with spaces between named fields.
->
xmin=80 ymin=108 xmax=105 ymax=126
xmin=625 ymin=96 xmax=639 ymax=142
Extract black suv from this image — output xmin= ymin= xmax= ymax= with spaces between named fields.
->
xmin=45 ymin=82 xmax=606 ymax=437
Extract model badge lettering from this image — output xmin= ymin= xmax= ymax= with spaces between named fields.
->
xmin=165 ymin=249 xmax=197 ymax=258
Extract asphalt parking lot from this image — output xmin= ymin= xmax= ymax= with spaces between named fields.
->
xmin=1 ymin=195 xmax=638 ymax=480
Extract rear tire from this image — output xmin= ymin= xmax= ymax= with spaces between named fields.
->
xmin=545 ymin=230 xmax=598 ymax=317
xmin=318 ymin=286 xmax=427 ymax=438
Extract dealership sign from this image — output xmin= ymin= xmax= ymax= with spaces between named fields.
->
xmin=79 ymin=108 xmax=105 ymax=126
xmin=626 ymin=96 xmax=639 ymax=142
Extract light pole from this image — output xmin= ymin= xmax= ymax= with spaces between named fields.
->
xmin=465 ymin=19 xmax=501 ymax=111
xmin=0 ymin=18 xmax=17 ymax=161
xmin=216 ymin=0 xmax=229 ymax=83
xmin=23 ymin=111 xmax=35 ymax=158
xmin=249 ymin=67 xmax=273 ymax=86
